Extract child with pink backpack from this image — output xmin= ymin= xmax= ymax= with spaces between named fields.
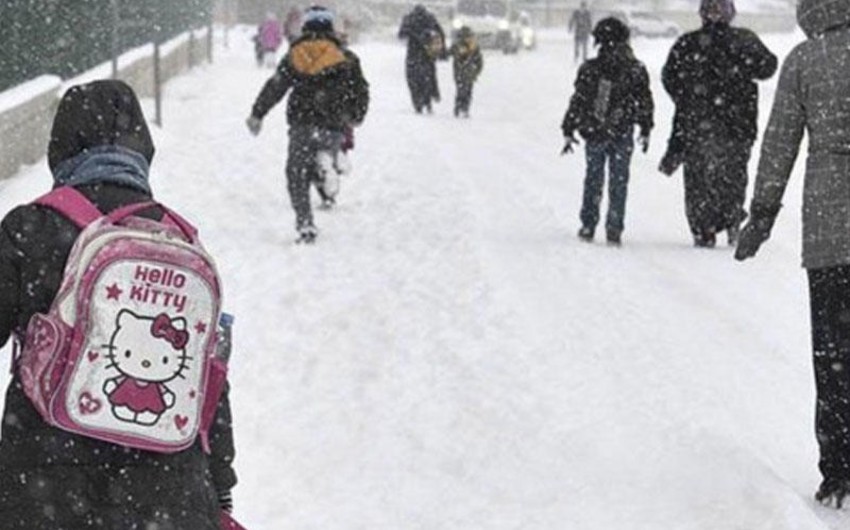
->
xmin=0 ymin=80 xmax=240 ymax=529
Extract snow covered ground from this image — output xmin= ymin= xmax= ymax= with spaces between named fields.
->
xmin=1 ymin=25 xmax=847 ymax=529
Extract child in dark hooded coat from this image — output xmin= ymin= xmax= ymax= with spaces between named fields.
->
xmin=0 ymin=80 xmax=237 ymax=529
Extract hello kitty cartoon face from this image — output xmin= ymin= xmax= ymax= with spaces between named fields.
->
xmin=106 ymin=310 xmax=191 ymax=383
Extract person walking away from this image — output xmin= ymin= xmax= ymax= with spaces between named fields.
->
xmin=284 ymin=6 xmax=303 ymax=44
xmin=734 ymin=0 xmax=850 ymax=509
xmin=569 ymin=1 xmax=593 ymax=64
xmin=246 ymin=5 xmax=370 ymax=244
xmin=561 ymin=17 xmax=653 ymax=246
xmin=448 ymin=26 xmax=483 ymax=118
xmin=257 ymin=12 xmax=284 ymax=67
xmin=0 ymin=80 xmax=237 ymax=529
xmin=662 ymin=0 xmax=777 ymax=248
xmin=398 ymin=4 xmax=446 ymax=114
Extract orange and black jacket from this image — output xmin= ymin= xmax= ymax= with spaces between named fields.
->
xmin=251 ymin=32 xmax=370 ymax=131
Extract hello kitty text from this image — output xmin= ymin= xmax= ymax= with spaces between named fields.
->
xmin=130 ymin=265 xmax=188 ymax=313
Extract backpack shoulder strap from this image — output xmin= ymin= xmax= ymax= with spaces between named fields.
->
xmin=34 ymin=187 xmax=102 ymax=228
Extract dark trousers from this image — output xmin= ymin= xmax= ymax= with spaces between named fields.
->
xmin=574 ymin=35 xmax=588 ymax=62
xmin=809 ymin=266 xmax=850 ymax=480
xmin=580 ymin=133 xmax=634 ymax=234
xmin=682 ymin=138 xmax=750 ymax=237
xmin=406 ymin=58 xmax=439 ymax=112
xmin=454 ymin=81 xmax=474 ymax=115
xmin=286 ymin=126 xmax=342 ymax=230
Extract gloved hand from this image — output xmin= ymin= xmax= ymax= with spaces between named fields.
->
xmin=246 ymin=116 xmax=262 ymax=136
xmin=637 ymin=132 xmax=650 ymax=153
xmin=734 ymin=204 xmax=780 ymax=261
xmin=219 ymin=489 xmax=234 ymax=513
xmin=561 ymin=134 xmax=579 ymax=155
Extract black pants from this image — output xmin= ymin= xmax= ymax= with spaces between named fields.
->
xmin=406 ymin=58 xmax=439 ymax=112
xmin=682 ymin=138 xmax=750 ymax=237
xmin=286 ymin=126 xmax=342 ymax=230
xmin=454 ymin=81 xmax=474 ymax=115
xmin=809 ymin=266 xmax=850 ymax=480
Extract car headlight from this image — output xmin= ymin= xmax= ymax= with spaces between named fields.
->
xmin=498 ymin=20 xmax=509 ymax=30
xmin=453 ymin=18 xmax=463 ymax=30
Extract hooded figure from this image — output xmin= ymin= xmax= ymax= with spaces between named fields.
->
xmin=398 ymin=4 xmax=446 ymax=113
xmin=561 ymin=17 xmax=654 ymax=246
xmin=661 ymin=0 xmax=777 ymax=247
xmin=0 ymin=80 xmax=237 ymax=529
xmin=734 ymin=0 xmax=850 ymax=508
xmin=247 ymin=5 xmax=370 ymax=242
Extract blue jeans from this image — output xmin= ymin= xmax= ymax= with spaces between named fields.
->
xmin=580 ymin=134 xmax=634 ymax=234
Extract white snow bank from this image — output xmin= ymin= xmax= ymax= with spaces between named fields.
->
xmin=0 ymin=75 xmax=61 ymax=114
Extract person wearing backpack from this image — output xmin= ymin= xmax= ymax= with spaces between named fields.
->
xmin=0 ymin=80 xmax=237 ymax=529
xmin=561 ymin=17 xmax=654 ymax=246
xmin=246 ymin=5 xmax=370 ymax=244
xmin=661 ymin=0 xmax=777 ymax=247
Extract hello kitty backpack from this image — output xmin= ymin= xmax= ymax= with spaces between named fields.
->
xmin=16 ymin=186 xmax=227 ymax=454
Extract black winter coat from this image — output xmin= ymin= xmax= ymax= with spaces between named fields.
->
xmin=251 ymin=33 xmax=370 ymax=131
xmin=0 ymin=183 xmax=236 ymax=529
xmin=450 ymin=40 xmax=483 ymax=86
xmin=398 ymin=8 xmax=445 ymax=66
xmin=662 ymin=22 xmax=777 ymax=147
xmin=562 ymin=43 xmax=654 ymax=143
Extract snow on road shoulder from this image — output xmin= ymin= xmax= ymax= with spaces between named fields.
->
xmin=0 ymin=26 xmax=840 ymax=529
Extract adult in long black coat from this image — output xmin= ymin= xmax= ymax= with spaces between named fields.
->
xmin=662 ymin=0 xmax=777 ymax=247
xmin=0 ymin=80 xmax=237 ymax=529
xmin=398 ymin=4 xmax=446 ymax=113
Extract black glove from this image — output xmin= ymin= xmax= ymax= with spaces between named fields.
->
xmin=246 ymin=116 xmax=262 ymax=136
xmin=734 ymin=204 xmax=780 ymax=261
xmin=561 ymin=134 xmax=579 ymax=155
xmin=219 ymin=489 xmax=234 ymax=513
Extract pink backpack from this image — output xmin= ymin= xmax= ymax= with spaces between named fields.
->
xmin=17 ymin=187 xmax=227 ymax=453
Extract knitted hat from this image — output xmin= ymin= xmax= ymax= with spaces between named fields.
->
xmin=302 ymin=5 xmax=335 ymax=33
xmin=700 ymin=0 xmax=736 ymax=24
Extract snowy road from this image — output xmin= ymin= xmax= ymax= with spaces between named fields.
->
xmin=1 ymin=26 xmax=846 ymax=529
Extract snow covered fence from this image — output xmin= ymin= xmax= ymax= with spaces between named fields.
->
xmin=0 ymin=29 xmax=211 ymax=181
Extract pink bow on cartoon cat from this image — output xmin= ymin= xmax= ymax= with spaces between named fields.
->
xmin=151 ymin=314 xmax=189 ymax=349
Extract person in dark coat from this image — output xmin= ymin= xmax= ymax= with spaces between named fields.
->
xmin=734 ymin=0 xmax=850 ymax=508
xmin=398 ymin=4 xmax=446 ymax=114
xmin=247 ymin=5 xmax=370 ymax=243
xmin=568 ymin=1 xmax=593 ymax=64
xmin=661 ymin=0 xmax=777 ymax=248
xmin=448 ymin=26 xmax=483 ymax=118
xmin=561 ymin=17 xmax=654 ymax=246
xmin=0 ymin=80 xmax=237 ymax=529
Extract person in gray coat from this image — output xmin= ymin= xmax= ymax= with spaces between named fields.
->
xmin=735 ymin=0 xmax=850 ymax=508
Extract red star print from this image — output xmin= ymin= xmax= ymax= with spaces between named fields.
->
xmin=105 ymin=283 xmax=123 ymax=300
xmin=194 ymin=321 xmax=207 ymax=334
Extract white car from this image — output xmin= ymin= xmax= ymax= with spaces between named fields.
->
xmin=451 ymin=0 xmax=522 ymax=54
xmin=617 ymin=11 xmax=681 ymax=38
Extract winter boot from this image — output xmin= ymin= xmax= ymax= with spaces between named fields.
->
xmin=316 ymin=151 xmax=340 ymax=200
xmin=578 ymin=226 xmax=594 ymax=242
xmin=296 ymin=224 xmax=318 ymax=244
xmin=606 ymin=230 xmax=622 ymax=246
xmin=693 ymin=230 xmax=716 ymax=248
xmin=816 ymin=478 xmax=850 ymax=508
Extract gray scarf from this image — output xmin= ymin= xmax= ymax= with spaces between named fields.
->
xmin=51 ymin=145 xmax=151 ymax=194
